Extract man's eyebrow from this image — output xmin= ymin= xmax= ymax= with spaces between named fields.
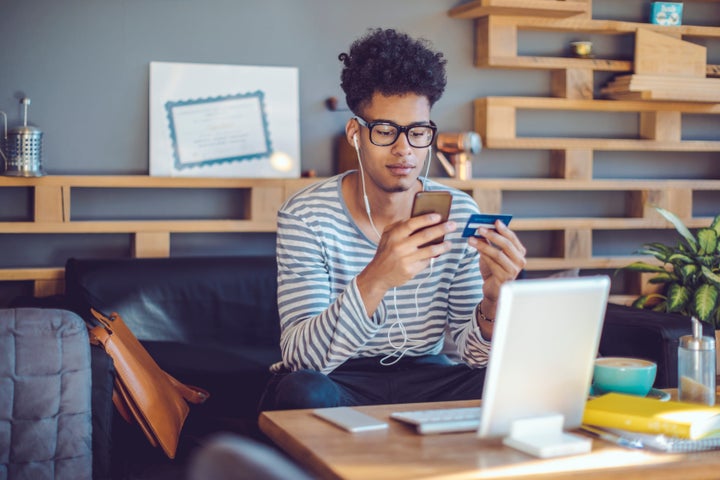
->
xmin=372 ymin=118 xmax=432 ymax=126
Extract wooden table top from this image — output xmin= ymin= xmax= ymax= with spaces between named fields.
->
xmin=259 ymin=399 xmax=720 ymax=480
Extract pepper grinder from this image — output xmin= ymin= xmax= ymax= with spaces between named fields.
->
xmin=678 ymin=317 xmax=716 ymax=405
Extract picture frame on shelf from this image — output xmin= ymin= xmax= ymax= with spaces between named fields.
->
xmin=149 ymin=61 xmax=300 ymax=178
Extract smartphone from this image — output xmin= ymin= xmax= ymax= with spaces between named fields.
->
xmin=410 ymin=191 xmax=452 ymax=247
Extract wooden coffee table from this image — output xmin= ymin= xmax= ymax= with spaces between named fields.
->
xmin=259 ymin=399 xmax=720 ymax=480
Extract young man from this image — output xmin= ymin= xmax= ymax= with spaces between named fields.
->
xmin=260 ymin=28 xmax=526 ymax=410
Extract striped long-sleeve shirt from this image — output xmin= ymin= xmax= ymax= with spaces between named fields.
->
xmin=270 ymin=172 xmax=491 ymax=374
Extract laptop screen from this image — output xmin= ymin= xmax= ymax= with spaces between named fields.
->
xmin=478 ymin=276 xmax=610 ymax=438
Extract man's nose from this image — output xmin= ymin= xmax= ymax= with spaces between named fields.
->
xmin=392 ymin=131 xmax=413 ymax=155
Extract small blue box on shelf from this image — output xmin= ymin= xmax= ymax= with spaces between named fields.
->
xmin=650 ymin=2 xmax=683 ymax=26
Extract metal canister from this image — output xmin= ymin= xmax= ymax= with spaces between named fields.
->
xmin=0 ymin=97 xmax=45 ymax=177
xmin=436 ymin=132 xmax=482 ymax=156
xmin=678 ymin=317 xmax=716 ymax=405
xmin=436 ymin=132 xmax=482 ymax=180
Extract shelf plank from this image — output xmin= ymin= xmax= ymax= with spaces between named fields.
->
xmin=477 ymin=96 xmax=720 ymax=112
xmin=484 ymin=137 xmax=720 ymax=151
xmin=512 ymin=217 xmax=717 ymax=231
xmin=482 ymin=55 xmax=634 ymax=72
xmin=608 ymin=295 xmax=636 ymax=306
xmin=1 ymin=257 xmax=650 ymax=283
xmin=0 ymin=216 xmax=714 ymax=234
xmin=481 ymin=57 xmax=719 ymax=77
xmin=475 ymin=15 xmax=720 ymax=74
xmin=476 ymin=96 xmax=720 ymax=150
xmin=133 ymin=232 xmax=170 ymax=258
xmin=635 ymin=28 xmax=707 ymax=78
xmin=34 ymin=279 xmax=63 ymax=298
xmin=1 ymin=268 xmax=64 ymax=281
xmin=525 ymin=256 xmax=652 ymax=270
xmin=0 ymin=175 xmax=300 ymax=189
xmin=441 ymin=178 xmax=720 ymax=190
xmin=0 ymin=176 xmax=716 ymax=299
xmin=3 ymin=176 xmax=718 ymax=192
xmin=34 ymin=186 xmax=66 ymax=223
xmin=448 ymin=0 xmax=589 ymax=19
xmin=481 ymin=15 xmax=720 ymax=37
xmin=0 ymin=220 xmax=279 ymax=233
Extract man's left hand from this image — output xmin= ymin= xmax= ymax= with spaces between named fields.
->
xmin=468 ymin=220 xmax=527 ymax=320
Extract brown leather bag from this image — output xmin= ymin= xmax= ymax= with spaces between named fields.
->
xmin=88 ymin=308 xmax=209 ymax=459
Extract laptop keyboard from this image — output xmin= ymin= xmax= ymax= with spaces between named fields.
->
xmin=390 ymin=407 xmax=482 ymax=434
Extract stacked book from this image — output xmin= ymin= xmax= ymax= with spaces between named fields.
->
xmin=582 ymin=393 xmax=720 ymax=452
xmin=601 ymin=74 xmax=720 ymax=103
xmin=601 ymin=28 xmax=719 ymax=103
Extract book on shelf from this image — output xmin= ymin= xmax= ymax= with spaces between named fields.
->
xmin=583 ymin=393 xmax=720 ymax=440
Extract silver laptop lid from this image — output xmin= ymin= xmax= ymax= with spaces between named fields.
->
xmin=478 ymin=275 xmax=610 ymax=438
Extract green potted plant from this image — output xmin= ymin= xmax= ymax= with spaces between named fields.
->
xmin=621 ymin=207 xmax=720 ymax=327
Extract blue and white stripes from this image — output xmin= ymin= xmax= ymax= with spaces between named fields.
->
xmin=271 ymin=171 xmax=491 ymax=374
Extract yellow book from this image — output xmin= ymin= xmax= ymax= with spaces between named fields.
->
xmin=583 ymin=393 xmax=720 ymax=440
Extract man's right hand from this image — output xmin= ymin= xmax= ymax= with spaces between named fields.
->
xmin=356 ymin=213 xmax=456 ymax=316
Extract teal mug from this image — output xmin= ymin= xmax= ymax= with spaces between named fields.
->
xmin=592 ymin=357 xmax=657 ymax=397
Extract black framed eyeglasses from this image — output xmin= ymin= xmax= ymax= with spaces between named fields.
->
xmin=355 ymin=116 xmax=437 ymax=148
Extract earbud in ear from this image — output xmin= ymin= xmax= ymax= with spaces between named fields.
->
xmin=353 ymin=134 xmax=359 ymax=150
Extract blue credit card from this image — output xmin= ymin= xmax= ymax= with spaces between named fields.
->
xmin=462 ymin=213 xmax=513 ymax=238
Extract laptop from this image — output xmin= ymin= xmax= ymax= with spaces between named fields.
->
xmin=391 ymin=275 xmax=610 ymax=455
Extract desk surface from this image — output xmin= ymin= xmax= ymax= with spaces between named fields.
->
xmin=259 ymin=399 xmax=720 ymax=480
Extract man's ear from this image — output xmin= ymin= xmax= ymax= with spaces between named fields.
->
xmin=345 ymin=119 xmax=359 ymax=149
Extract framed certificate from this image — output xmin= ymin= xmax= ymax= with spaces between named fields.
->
xmin=150 ymin=61 xmax=300 ymax=177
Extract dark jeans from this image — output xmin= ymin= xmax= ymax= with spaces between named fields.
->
xmin=259 ymin=354 xmax=486 ymax=411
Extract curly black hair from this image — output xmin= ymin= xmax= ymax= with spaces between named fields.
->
xmin=338 ymin=28 xmax=447 ymax=115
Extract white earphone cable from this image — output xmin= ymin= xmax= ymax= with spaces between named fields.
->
xmin=380 ymin=259 xmax=435 ymax=366
xmin=354 ymin=135 xmax=382 ymax=240
xmin=353 ymin=129 xmax=436 ymax=366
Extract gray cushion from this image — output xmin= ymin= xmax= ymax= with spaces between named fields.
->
xmin=0 ymin=308 xmax=93 ymax=480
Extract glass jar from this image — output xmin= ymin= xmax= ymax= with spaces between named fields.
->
xmin=678 ymin=334 xmax=716 ymax=405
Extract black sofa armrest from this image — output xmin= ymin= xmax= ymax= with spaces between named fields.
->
xmin=600 ymin=303 xmax=715 ymax=389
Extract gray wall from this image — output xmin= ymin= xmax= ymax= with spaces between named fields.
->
xmin=1 ymin=0 xmax=719 ymax=302
xmin=2 ymin=0 xmax=719 ymax=177
xmin=1 ymin=0 xmax=481 ymax=176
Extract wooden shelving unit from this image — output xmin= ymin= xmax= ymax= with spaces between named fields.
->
xmin=476 ymin=97 xmax=720 ymax=154
xmin=448 ymin=0 xmax=720 ymax=304
xmin=451 ymin=1 xmax=720 ymax=75
xmin=447 ymin=0 xmax=590 ymax=19
xmin=0 ymin=175 xmax=310 ymax=297
xmin=2 ymin=175 xmax=718 ymax=303
xmin=2 ymin=1 xmax=719 ymax=306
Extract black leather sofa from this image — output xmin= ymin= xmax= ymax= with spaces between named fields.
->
xmin=38 ymin=256 xmax=282 ymax=479
xmin=64 ymin=255 xmax=281 ymax=429
xmin=14 ymin=255 xmax=712 ymax=479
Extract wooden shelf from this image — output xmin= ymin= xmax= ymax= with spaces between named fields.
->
xmin=447 ymin=2 xmax=720 ymax=307
xmin=0 ymin=220 xmax=279 ymax=234
xmin=1 ymin=176 xmax=715 ymax=300
xmin=468 ymin=11 xmax=720 ymax=35
xmin=475 ymin=96 xmax=720 ymax=155
xmin=5 ymin=5 xmax=720 ymax=305
xmin=449 ymin=0 xmax=720 ymax=21
xmin=474 ymin=15 xmax=720 ymax=75
xmin=448 ymin=0 xmax=589 ymax=19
